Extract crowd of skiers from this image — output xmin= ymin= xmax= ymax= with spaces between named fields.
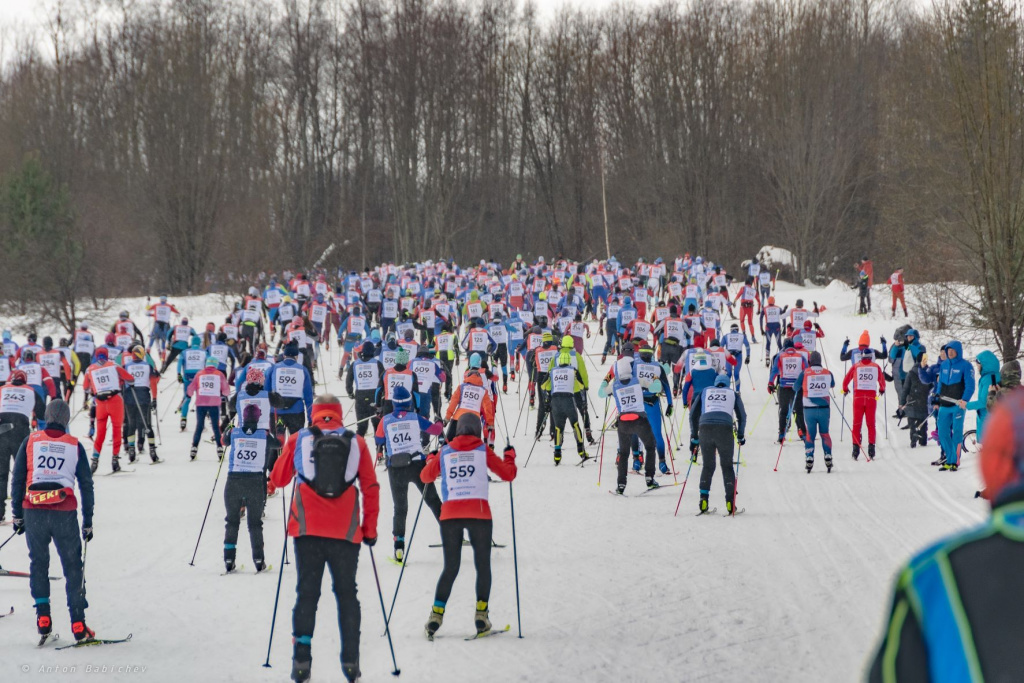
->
xmin=3 ymin=251 xmax=1023 ymax=682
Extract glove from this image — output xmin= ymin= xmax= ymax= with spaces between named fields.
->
xmin=883 ymin=371 xmax=894 ymax=382
xmin=844 ymin=337 xmax=849 ymax=346
xmin=428 ymin=449 xmax=439 ymax=458
xmin=347 ymin=393 xmax=355 ymax=400
xmin=842 ymin=389 xmax=849 ymax=395
xmin=767 ymin=384 xmax=776 ymax=395
xmin=744 ymin=356 xmax=750 ymax=365
xmin=880 ymin=336 xmax=887 ymax=345
xmin=665 ymin=405 xmax=673 ymax=417
xmin=503 ymin=445 xmax=517 ymax=459
xmin=363 ymin=535 xmax=377 ymax=547
xmin=12 ymin=518 xmax=25 ymax=535
xmin=177 ymin=375 xmax=184 ymax=384
xmin=738 ymin=437 xmax=746 ymax=446
xmin=82 ymin=527 xmax=93 ymax=542
xmin=267 ymin=481 xmax=277 ymax=496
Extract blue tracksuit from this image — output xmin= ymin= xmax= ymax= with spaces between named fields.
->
xmin=935 ymin=341 xmax=975 ymax=466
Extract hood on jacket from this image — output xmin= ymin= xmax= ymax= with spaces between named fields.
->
xmin=1001 ymin=360 xmax=1021 ymax=388
xmin=976 ymin=350 xmax=1001 ymax=380
xmin=946 ymin=340 xmax=964 ymax=360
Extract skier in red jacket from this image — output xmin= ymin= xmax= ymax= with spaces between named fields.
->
xmin=269 ymin=394 xmax=379 ymax=683
xmin=419 ymin=412 xmax=516 ymax=639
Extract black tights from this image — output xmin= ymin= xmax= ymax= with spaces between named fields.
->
xmin=433 ymin=518 xmax=493 ymax=606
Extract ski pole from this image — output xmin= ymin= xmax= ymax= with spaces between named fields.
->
xmin=0 ymin=530 xmax=16 ymax=554
xmin=882 ymin=384 xmax=889 ymax=441
xmin=509 ymin=481 xmax=523 ymax=639
xmin=840 ymin=391 xmax=848 ymax=442
xmin=673 ymin=452 xmax=696 ymax=517
xmin=661 ymin=415 xmax=679 ymax=484
xmin=596 ymin=396 xmax=609 ymax=487
xmin=80 ymin=537 xmax=89 ymax=594
xmin=369 ymin=547 xmax=402 ymax=676
xmin=773 ymin=399 xmax=795 ymax=472
xmin=383 ymin=485 xmax=426 ymax=630
xmin=262 ymin=466 xmax=298 ymax=668
xmin=189 ymin=453 xmax=227 ymax=566
xmin=745 ymin=362 xmax=755 ymax=392
xmin=729 ymin=441 xmax=743 ymax=515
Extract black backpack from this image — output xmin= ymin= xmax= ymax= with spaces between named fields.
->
xmin=300 ymin=427 xmax=356 ymax=499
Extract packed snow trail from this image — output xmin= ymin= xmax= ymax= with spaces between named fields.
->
xmin=0 ymin=282 xmax=986 ymax=682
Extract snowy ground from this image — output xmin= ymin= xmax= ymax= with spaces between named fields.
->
xmin=0 ymin=281 xmax=987 ymax=682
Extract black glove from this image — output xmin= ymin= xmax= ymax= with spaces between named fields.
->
xmin=665 ymin=405 xmax=673 ymax=417
xmin=347 ymin=393 xmax=355 ymax=400
xmin=177 ymin=374 xmax=184 ymax=384
xmin=744 ymin=356 xmax=750 ymax=365
xmin=767 ymin=384 xmax=776 ymax=395
xmin=363 ymin=535 xmax=377 ymax=547
xmin=12 ymin=518 xmax=25 ymax=535
xmin=737 ymin=437 xmax=746 ymax=446
xmin=82 ymin=527 xmax=93 ymax=542
xmin=503 ymin=446 xmax=517 ymax=459
xmin=880 ymin=336 xmax=887 ymax=345
xmin=883 ymin=371 xmax=894 ymax=382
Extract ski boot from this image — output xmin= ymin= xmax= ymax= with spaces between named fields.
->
xmin=72 ymin=621 xmax=95 ymax=642
xmin=585 ymin=428 xmax=596 ymax=445
xmin=867 ymin=444 xmax=876 ymax=461
xmin=376 ymin=449 xmax=385 ymax=465
xmin=217 ymin=446 xmax=225 ymax=461
xmin=600 ymin=353 xmax=607 ymax=365
xmin=825 ymin=455 xmax=833 ymax=473
xmin=190 ymin=446 xmax=198 ymax=461
xmin=475 ymin=601 xmax=491 ymax=634
xmin=510 ymin=368 xmax=516 ymax=381
xmin=615 ymin=483 xmax=626 ymax=495
xmin=502 ymin=381 xmax=508 ymax=394
xmin=725 ymin=501 xmax=738 ymax=515
xmin=36 ymin=607 xmax=51 ymax=637
xmin=254 ymin=557 xmax=267 ymax=573
xmin=180 ymin=418 xmax=187 ymax=432
xmin=425 ymin=605 xmax=445 ymax=639
xmin=290 ymin=658 xmax=311 ymax=683
xmin=646 ymin=477 xmax=659 ymax=490
xmin=805 ymin=455 xmax=813 ymax=473
xmin=111 ymin=455 xmax=121 ymax=473
xmin=149 ymin=443 xmax=160 ymax=463
xmin=534 ymin=427 xmax=544 ymax=441
xmin=126 ymin=445 xmax=137 ymax=463
xmin=342 ymin=662 xmax=361 ymax=682
xmin=931 ymin=456 xmax=946 ymax=467
xmin=88 ymin=423 xmax=95 ymax=439
xmin=553 ymin=449 xmax=562 ymax=465
xmin=698 ymin=497 xmax=710 ymax=513
xmin=394 ymin=537 xmax=405 ymax=564
xmin=658 ymin=460 xmax=670 ymax=475
xmin=852 ymin=444 xmax=860 ymax=461
xmin=90 ymin=455 xmax=99 ymax=474
xmin=632 ymin=454 xmax=642 ymax=472
xmin=751 ymin=336 xmax=759 ymax=343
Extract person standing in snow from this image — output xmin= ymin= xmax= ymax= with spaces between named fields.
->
xmin=419 ymin=413 xmax=516 ymax=639
xmin=794 ymin=352 xmax=835 ymax=472
xmin=222 ymin=403 xmax=278 ymax=573
xmin=869 ymin=388 xmax=1024 ymax=681
xmin=691 ymin=373 xmax=746 ymax=513
xmin=889 ymin=267 xmax=907 ymax=318
xmin=900 ymin=350 xmax=932 ymax=449
xmin=269 ymin=394 xmax=379 ymax=683
xmin=934 ymin=340 xmax=975 ymax=472
xmin=10 ymin=400 xmax=97 ymax=644
xmin=842 ymin=353 xmax=886 ymax=461
xmin=966 ymin=350 xmax=1000 ymax=442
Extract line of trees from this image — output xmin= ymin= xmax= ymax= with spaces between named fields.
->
xmin=2 ymin=0 xmax=1024 ymax=357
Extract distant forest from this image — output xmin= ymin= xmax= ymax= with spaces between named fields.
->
xmin=2 ymin=0 xmax=1024 ymax=357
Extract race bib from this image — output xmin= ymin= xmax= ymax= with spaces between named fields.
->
xmin=198 ymin=374 xmax=220 ymax=397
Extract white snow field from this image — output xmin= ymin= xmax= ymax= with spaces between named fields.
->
xmin=0 ymin=280 xmax=987 ymax=682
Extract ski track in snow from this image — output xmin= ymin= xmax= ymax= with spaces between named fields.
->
xmin=0 ymin=282 xmax=987 ymax=682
